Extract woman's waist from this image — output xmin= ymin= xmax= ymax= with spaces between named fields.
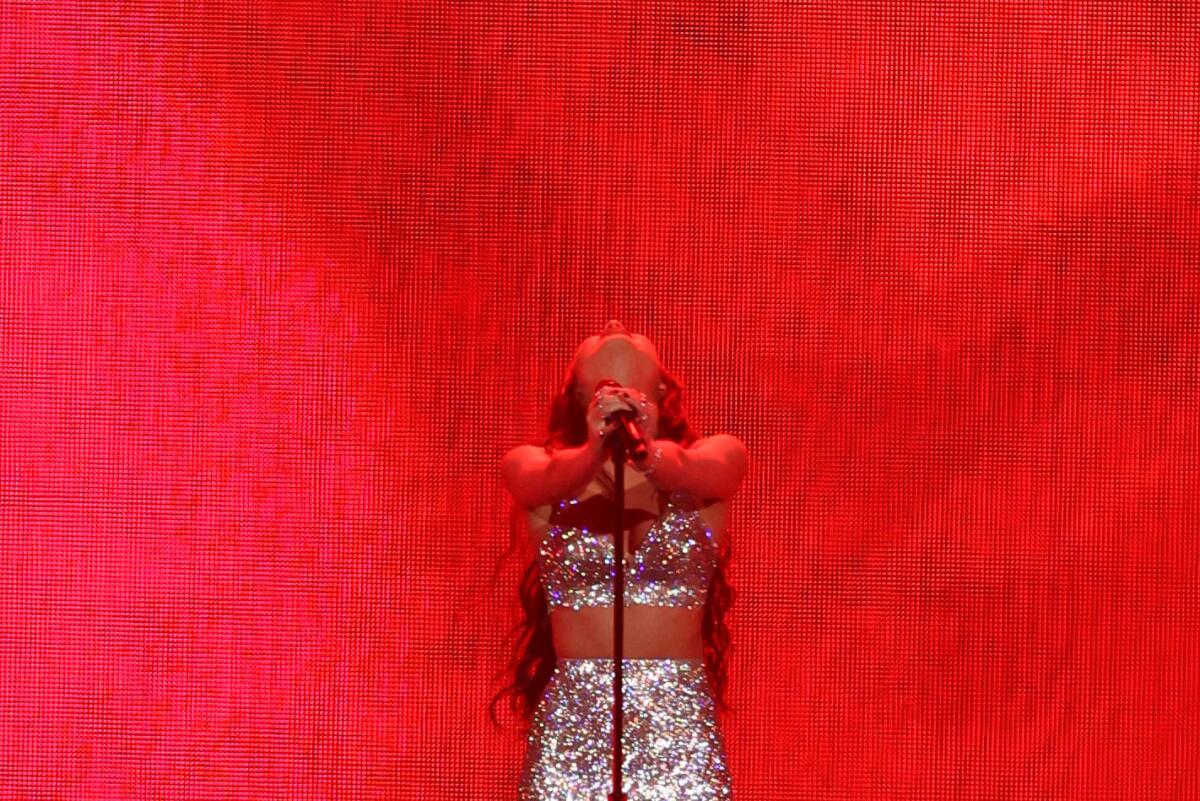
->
xmin=553 ymin=643 xmax=705 ymax=659
xmin=550 ymin=606 xmax=704 ymax=659
xmin=557 ymin=656 xmax=706 ymax=667
xmin=554 ymin=655 xmax=708 ymax=674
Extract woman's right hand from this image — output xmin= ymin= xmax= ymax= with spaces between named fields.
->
xmin=585 ymin=384 xmax=638 ymax=454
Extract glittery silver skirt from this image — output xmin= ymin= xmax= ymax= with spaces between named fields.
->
xmin=518 ymin=657 xmax=733 ymax=800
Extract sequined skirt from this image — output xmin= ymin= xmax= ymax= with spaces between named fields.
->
xmin=518 ymin=657 xmax=733 ymax=800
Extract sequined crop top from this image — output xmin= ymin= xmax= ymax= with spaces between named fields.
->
xmin=535 ymin=488 xmax=719 ymax=611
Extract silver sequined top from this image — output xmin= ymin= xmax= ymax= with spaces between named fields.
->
xmin=536 ymin=488 xmax=719 ymax=610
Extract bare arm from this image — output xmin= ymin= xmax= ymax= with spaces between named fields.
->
xmin=671 ymin=434 xmax=749 ymax=500
xmin=500 ymin=440 xmax=606 ymax=510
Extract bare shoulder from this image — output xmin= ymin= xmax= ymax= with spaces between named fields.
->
xmin=691 ymin=433 xmax=749 ymax=496
xmin=499 ymin=443 xmax=550 ymax=508
xmin=684 ymin=433 xmax=747 ymax=549
xmin=501 ymin=442 xmax=547 ymax=469
xmin=691 ymin=432 xmax=749 ymax=462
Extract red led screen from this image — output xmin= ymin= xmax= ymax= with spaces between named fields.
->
xmin=0 ymin=2 xmax=1196 ymax=799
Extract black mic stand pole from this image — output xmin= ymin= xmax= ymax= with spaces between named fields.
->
xmin=607 ymin=433 xmax=628 ymax=801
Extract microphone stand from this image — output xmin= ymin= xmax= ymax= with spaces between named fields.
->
xmin=594 ymin=380 xmax=649 ymax=800
xmin=607 ymin=433 xmax=629 ymax=801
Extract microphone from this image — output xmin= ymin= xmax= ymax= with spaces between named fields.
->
xmin=596 ymin=378 xmax=650 ymax=462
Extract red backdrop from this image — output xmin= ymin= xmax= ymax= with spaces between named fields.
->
xmin=1 ymin=2 xmax=1196 ymax=799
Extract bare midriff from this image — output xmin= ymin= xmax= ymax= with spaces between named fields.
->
xmin=550 ymin=605 xmax=706 ymax=658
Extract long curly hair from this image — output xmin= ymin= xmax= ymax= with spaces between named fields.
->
xmin=488 ymin=361 xmax=736 ymax=732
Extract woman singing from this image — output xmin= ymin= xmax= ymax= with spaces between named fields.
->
xmin=491 ymin=319 xmax=749 ymax=799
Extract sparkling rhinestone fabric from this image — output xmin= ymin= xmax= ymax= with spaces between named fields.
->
xmin=536 ymin=489 xmax=719 ymax=611
xmin=518 ymin=657 xmax=733 ymax=800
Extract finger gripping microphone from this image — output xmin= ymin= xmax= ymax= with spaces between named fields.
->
xmin=596 ymin=378 xmax=650 ymax=462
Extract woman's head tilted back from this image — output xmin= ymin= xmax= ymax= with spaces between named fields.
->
xmin=547 ymin=319 xmax=698 ymax=451
xmin=570 ymin=318 xmax=666 ymax=403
